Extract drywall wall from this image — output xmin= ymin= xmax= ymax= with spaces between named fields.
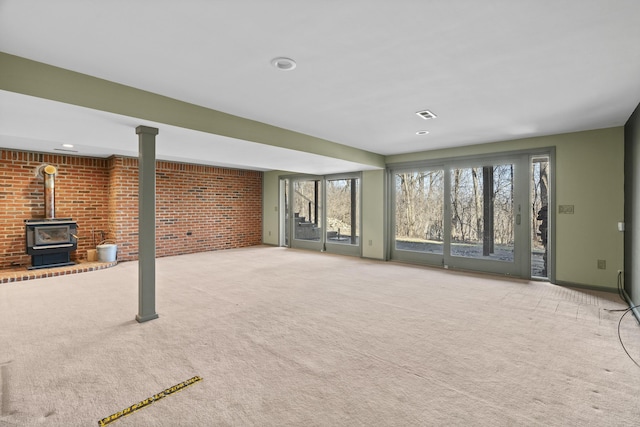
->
xmin=263 ymin=127 xmax=624 ymax=290
xmin=361 ymin=169 xmax=385 ymax=259
xmin=388 ymin=127 xmax=625 ymax=290
xmin=553 ymin=128 xmax=624 ymax=289
xmin=624 ymin=103 xmax=640 ymax=303
xmin=262 ymin=170 xmax=282 ymax=246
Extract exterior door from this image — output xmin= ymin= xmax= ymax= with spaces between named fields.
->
xmin=290 ymin=177 xmax=324 ymax=251
xmin=324 ymin=175 xmax=361 ymax=256
xmin=392 ymin=154 xmax=533 ymax=277
xmin=281 ymin=174 xmax=362 ymax=256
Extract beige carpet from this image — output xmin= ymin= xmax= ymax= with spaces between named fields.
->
xmin=0 ymin=246 xmax=639 ymax=426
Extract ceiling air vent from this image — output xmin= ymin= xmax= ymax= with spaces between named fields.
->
xmin=416 ymin=110 xmax=437 ymax=120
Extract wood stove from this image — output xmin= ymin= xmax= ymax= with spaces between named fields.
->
xmin=25 ymin=219 xmax=78 ymax=269
xmin=24 ymin=164 xmax=78 ymax=269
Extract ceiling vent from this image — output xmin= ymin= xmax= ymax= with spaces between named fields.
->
xmin=416 ymin=110 xmax=437 ymax=120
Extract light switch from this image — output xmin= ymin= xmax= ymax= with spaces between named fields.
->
xmin=559 ymin=205 xmax=574 ymax=214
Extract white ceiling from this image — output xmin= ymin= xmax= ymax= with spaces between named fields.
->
xmin=1 ymin=0 xmax=640 ymax=173
xmin=0 ymin=90 xmax=375 ymax=174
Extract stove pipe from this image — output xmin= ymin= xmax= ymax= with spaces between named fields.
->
xmin=42 ymin=165 xmax=57 ymax=219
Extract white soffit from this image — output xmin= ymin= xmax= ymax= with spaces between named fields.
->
xmin=0 ymin=91 xmax=380 ymax=175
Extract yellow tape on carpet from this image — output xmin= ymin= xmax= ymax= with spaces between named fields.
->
xmin=98 ymin=376 xmax=202 ymax=426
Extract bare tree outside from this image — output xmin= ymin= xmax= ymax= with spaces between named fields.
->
xmin=493 ymin=164 xmax=515 ymax=246
xmin=325 ymin=178 xmax=359 ymax=244
xmin=395 ymin=170 xmax=444 ymax=254
xmin=531 ymin=157 xmax=549 ymax=277
xmin=291 ymin=178 xmax=360 ymax=245
xmin=395 ymin=164 xmax=515 ymax=261
xmin=293 ymin=180 xmax=322 ymax=241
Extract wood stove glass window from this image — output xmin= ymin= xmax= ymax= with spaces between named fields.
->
xmin=35 ymin=226 xmax=71 ymax=245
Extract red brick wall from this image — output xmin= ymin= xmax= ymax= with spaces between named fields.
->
xmin=0 ymin=149 xmax=263 ymax=270
xmin=155 ymin=161 xmax=263 ymax=257
xmin=0 ymin=150 xmax=110 ymax=268
xmin=107 ymin=156 xmax=139 ymax=259
xmin=110 ymin=157 xmax=263 ymax=261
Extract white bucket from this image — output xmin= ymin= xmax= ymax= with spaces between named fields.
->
xmin=97 ymin=244 xmax=117 ymax=262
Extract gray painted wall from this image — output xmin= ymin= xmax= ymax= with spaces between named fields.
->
xmin=624 ymin=102 xmax=640 ymax=304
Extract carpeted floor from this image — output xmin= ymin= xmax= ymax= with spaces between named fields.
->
xmin=0 ymin=246 xmax=639 ymax=426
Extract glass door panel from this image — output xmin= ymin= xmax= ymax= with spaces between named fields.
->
xmin=392 ymin=169 xmax=445 ymax=265
xmin=492 ymin=164 xmax=516 ymax=261
xmin=279 ymin=178 xmax=289 ymax=247
xmin=325 ymin=177 xmax=361 ymax=256
xmin=449 ymin=165 xmax=514 ymax=262
xmin=449 ymin=166 xmax=485 ymax=258
xmin=531 ymin=156 xmax=550 ymax=278
xmin=291 ymin=178 xmax=323 ymax=251
xmin=445 ymin=159 xmax=523 ymax=276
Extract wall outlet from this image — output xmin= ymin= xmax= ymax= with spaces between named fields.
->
xmin=268 ymin=231 xmax=271 ymax=236
xmin=597 ymin=259 xmax=606 ymax=270
xmin=559 ymin=205 xmax=574 ymax=214
xmin=368 ymin=239 xmax=372 ymax=246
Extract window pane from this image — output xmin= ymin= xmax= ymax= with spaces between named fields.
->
xmin=293 ymin=180 xmax=322 ymax=241
xmin=531 ymin=157 xmax=549 ymax=277
xmin=283 ymin=179 xmax=289 ymax=246
xmin=326 ymin=178 xmax=359 ymax=245
xmin=395 ymin=170 xmax=444 ymax=254
xmin=450 ymin=165 xmax=514 ymax=262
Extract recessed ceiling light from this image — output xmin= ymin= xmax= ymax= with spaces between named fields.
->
xmin=416 ymin=110 xmax=437 ymax=120
xmin=416 ymin=130 xmax=430 ymax=135
xmin=62 ymin=143 xmax=74 ymax=148
xmin=271 ymin=57 xmax=297 ymax=71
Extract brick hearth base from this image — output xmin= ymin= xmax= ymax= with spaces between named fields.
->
xmin=0 ymin=260 xmax=118 ymax=284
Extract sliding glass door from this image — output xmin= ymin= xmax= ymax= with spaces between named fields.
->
xmin=391 ymin=152 xmax=548 ymax=278
xmin=282 ymin=174 xmax=361 ymax=256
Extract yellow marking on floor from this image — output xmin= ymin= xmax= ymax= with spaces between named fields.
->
xmin=98 ymin=376 xmax=202 ymax=426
